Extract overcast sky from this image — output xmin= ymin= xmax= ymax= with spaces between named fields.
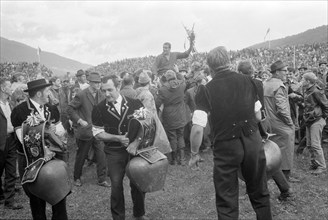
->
xmin=1 ymin=1 xmax=327 ymax=66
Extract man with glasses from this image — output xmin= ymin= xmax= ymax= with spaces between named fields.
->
xmin=263 ymin=61 xmax=298 ymax=182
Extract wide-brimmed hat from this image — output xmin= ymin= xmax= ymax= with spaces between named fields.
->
xmin=138 ymin=71 xmax=151 ymax=84
xmin=87 ymin=72 xmax=101 ymax=83
xmin=24 ymin=79 xmax=52 ymax=92
xmin=76 ymin=69 xmax=85 ymax=77
xmin=270 ymin=60 xmax=288 ymax=73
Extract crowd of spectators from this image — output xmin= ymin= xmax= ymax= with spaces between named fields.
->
xmin=0 ymin=61 xmax=53 ymax=80
xmin=86 ymin=43 xmax=327 ymax=77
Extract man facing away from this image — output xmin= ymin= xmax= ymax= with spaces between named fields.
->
xmin=189 ymin=46 xmax=272 ymax=220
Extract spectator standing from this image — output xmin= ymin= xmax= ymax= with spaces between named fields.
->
xmin=0 ymin=78 xmax=23 ymax=210
xmin=156 ymin=70 xmax=187 ymax=165
xmin=238 ymin=60 xmax=293 ymax=201
xmin=302 ymin=72 xmax=328 ymax=174
xmin=135 ymin=70 xmax=171 ymax=155
xmin=10 ymin=72 xmax=27 ymax=92
xmin=67 ymin=72 xmax=109 ymax=187
xmin=75 ymin=69 xmax=89 ymax=90
xmin=120 ymin=75 xmax=137 ymax=99
xmin=263 ymin=60 xmax=298 ymax=182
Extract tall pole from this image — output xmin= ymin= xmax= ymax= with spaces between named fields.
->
xmin=293 ymin=45 xmax=296 ymax=69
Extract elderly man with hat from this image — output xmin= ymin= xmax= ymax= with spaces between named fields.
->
xmin=75 ymin=69 xmax=89 ymax=90
xmin=11 ymin=78 xmax=68 ymax=219
xmin=135 ymin=70 xmax=171 ymax=155
xmin=263 ymin=60 xmax=299 ymax=182
xmin=68 ymin=72 xmax=109 ymax=187
xmin=189 ymin=46 xmax=272 ymax=219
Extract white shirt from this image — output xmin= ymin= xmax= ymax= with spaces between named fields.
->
xmin=30 ymin=98 xmax=46 ymax=120
xmin=79 ymin=82 xmax=89 ymax=90
xmin=114 ymin=95 xmax=123 ymax=115
xmin=92 ymin=95 xmax=123 ymax=137
xmin=0 ymin=99 xmax=14 ymax=133
xmin=192 ymin=101 xmax=262 ymax=128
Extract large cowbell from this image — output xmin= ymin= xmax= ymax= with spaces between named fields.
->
xmin=21 ymin=114 xmax=71 ymax=205
xmin=238 ymin=139 xmax=282 ymax=181
xmin=126 ymin=115 xmax=169 ymax=193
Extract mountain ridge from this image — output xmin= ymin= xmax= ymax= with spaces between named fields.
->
xmin=0 ymin=37 xmax=92 ymax=76
xmin=247 ymin=25 xmax=327 ymax=49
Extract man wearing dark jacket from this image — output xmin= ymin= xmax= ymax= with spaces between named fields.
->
xmin=11 ymin=79 xmax=67 ymax=219
xmin=0 ymin=78 xmax=22 ymax=209
xmin=92 ymin=75 xmax=147 ymax=220
xmin=302 ymin=71 xmax=328 ymax=174
xmin=189 ymin=47 xmax=272 ymax=219
xmin=68 ymin=72 xmax=109 ymax=187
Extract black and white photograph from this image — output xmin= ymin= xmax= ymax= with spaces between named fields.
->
xmin=1 ymin=1 xmax=327 ymax=219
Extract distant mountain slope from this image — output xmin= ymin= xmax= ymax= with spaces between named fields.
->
xmin=248 ymin=25 xmax=328 ymax=49
xmin=0 ymin=37 xmax=92 ymax=76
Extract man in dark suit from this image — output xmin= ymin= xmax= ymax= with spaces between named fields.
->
xmin=92 ymin=75 xmax=147 ymax=220
xmin=11 ymin=78 xmax=67 ymax=219
xmin=0 ymin=78 xmax=23 ymax=209
xmin=189 ymin=47 xmax=272 ymax=219
xmin=68 ymin=72 xmax=109 ymax=187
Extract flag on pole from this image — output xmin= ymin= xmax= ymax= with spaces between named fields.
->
xmin=264 ymin=28 xmax=270 ymax=41
xmin=37 ymin=47 xmax=41 ymax=63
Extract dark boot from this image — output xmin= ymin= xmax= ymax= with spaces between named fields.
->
xmin=177 ymin=149 xmax=186 ymax=166
xmin=167 ymin=151 xmax=176 ymax=165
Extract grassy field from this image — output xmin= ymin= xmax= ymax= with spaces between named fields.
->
xmin=1 ymin=137 xmax=328 ymax=220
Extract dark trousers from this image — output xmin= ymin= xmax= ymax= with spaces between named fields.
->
xmin=271 ymin=170 xmax=290 ymax=193
xmin=213 ymin=131 xmax=272 ymax=220
xmin=166 ymin=126 xmax=185 ymax=152
xmin=73 ymin=137 xmax=107 ymax=182
xmin=106 ymin=148 xmax=145 ymax=220
xmin=0 ymin=133 xmax=18 ymax=205
xmin=17 ymin=154 xmax=68 ymax=220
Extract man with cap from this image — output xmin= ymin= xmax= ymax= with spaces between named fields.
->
xmin=10 ymin=78 xmax=67 ymax=219
xmin=238 ymin=59 xmax=294 ymax=201
xmin=152 ymin=33 xmax=195 ymax=78
xmin=135 ymin=70 xmax=171 ymax=155
xmin=0 ymin=78 xmax=23 ymax=210
xmin=263 ymin=60 xmax=298 ymax=182
xmin=189 ymin=46 xmax=272 ymax=219
xmin=68 ymin=72 xmax=109 ymax=187
xmin=156 ymin=70 xmax=188 ymax=165
xmin=297 ymin=64 xmax=308 ymax=79
xmin=91 ymin=74 xmax=148 ymax=220
xmin=75 ymin=69 xmax=89 ymax=90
